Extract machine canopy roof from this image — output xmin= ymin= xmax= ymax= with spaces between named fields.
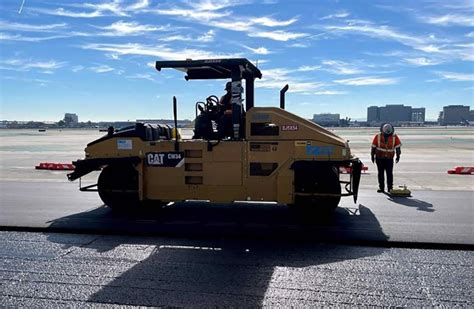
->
xmin=155 ymin=58 xmax=262 ymax=80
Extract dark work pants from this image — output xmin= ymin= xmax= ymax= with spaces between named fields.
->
xmin=218 ymin=114 xmax=233 ymax=139
xmin=376 ymin=158 xmax=394 ymax=191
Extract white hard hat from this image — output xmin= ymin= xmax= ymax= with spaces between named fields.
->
xmin=382 ymin=123 xmax=394 ymax=135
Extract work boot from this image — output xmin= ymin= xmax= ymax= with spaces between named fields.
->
xmin=377 ymin=188 xmax=384 ymax=193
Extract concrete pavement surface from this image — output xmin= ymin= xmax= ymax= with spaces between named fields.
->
xmin=1 ymin=181 xmax=473 ymax=246
xmin=0 ymin=231 xmax=472 ymax=307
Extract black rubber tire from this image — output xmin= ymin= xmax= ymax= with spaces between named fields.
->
xmin=295 ymin=166 xmax=341 ymax=214
xmin=98 ymin=164 xmax=140 ymax=210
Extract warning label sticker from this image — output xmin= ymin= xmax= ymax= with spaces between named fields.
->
xmin=117 ymin=139 xmax=132 ymax=150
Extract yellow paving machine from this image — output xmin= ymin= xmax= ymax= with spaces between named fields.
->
xmin=68 ymin=58 xmax=362 ymax=213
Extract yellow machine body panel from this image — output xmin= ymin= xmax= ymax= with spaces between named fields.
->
xmin=83 ymin=107 xmax=354 ymax=205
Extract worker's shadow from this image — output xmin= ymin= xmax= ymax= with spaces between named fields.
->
xmin=387 ymin=195 xmax=435 ymax=212
xmin=44 ymin=204 xmax=388 ymax=307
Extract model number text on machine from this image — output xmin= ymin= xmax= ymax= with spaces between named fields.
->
xmin=146 ymin=152 xmax=184 ymax=167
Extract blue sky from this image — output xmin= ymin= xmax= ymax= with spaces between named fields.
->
xmin=0 ymin=0 xmax=473 ymax=121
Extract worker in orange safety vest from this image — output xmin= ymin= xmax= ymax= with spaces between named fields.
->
xmin=371 ymin=123 xmax=402 ymax=193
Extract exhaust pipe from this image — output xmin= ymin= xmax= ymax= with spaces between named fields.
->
xmin=173 ymin=96 xmax=179 ymax=152
xmin=280 ymin=84 xmax=289 ymax=109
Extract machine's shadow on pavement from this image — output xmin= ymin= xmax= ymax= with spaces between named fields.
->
xmin=47 ymin=202 xmax=390 ymax=243
xmin=46 ymin=204 xmax=389 ymax=307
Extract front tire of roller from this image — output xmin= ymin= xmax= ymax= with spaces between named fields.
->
xmin=295 ymin=166 xmax=341 ymax=214
xmin=98 ymin=164 xmax=140 ymax=210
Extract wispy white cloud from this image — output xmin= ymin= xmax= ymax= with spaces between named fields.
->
xmin=72 ymin=65 xmax=84 ymax=72
xmin=0 ymin=21 xmax=67 ymax=32
xmin=312 ymin=90 xmax=347 ymax=95
xmin=415 ymin=45 xmax=442 ymax=53
xmin=1 ymin=75 xmax=53 ymax=85
xmin=2 ymin=20 xmax=172 ymax=40
xmin=322 ymin=19 xmax=473 ymax=62
xmin=153 ymin=8 xmax=230 ymax=22
xmin=324 ymin=21 xmax=426 ymax=48
xmin=243 ymin=46 xmax=272 ymax=54
xmin=126 ymin=73 xmax=156 ymax=82
xmin=90 ymin=64 xmax=114 ymax=73
xmin=151 ymin=0 xmax=241 ymax=22
xmin=205 ymin=20 xmax=253 ymax=31
xmin=35 ymin=7 xmax=105 ymax=18
xmin=0 ymin=59 xmax=66 ymax=72
xmin=151 ymin=0 xmax=303 ymax=41
xmin=248 ymin=30 xmax=308 ymax=41
xmin=334 ymin=76 xmax=398 ymax=86
xmin=95 ymin=21 xmax=170 ymax=36
xmin=34 ymin=0 xmax=151 ymax=18
xmin=297 ymin=60 xmax=362 ymax=75
xmin=447 ymin=43 xmax=474 ymax=61
xmin=80 ymin=1 xmax=130 ymax=16
xmin=415 ymin=43 xmax=474 ymax=61
xmin=82 ymin=42 xmax=241 ymax=60
xmin=321 ymin=60 xmax=363 ymax=75
xmin=126 ymin=0 xmax=150 ymax=11
xmin=250 ymin=16 xmax=298 ymax=27
xmin=297 ymin=65 xmax=321 ymax=72
xmin=205 ymin=16 xmax=300 ymax=34
xmin=197 ymin=30 xmax=216 ymax=42
xmin=420 ymin=14 xmax=474 ymax=27
xmin=188 ymin=0 xmax=249 ymax=11
xmin=258 ymin=68 xmax=327 ymax=92
xmin=320 ymin=11 xmax=350 ymax=20
xmin=29 ymin=61 xmax=65 ymax=70
xmin=425 ymin=0 xmax=474 ymax=10
xmin=288 ymin=42 xmax=310 ymax=48
xmin=436 ymin=71 xmax=474 ymax=81
xmin=404 ymin=57 xmax=442 ymax=66
xmin=160 ymin=30 xmax=216 ymax=43
xmin=365 ymin=48 xmax=466 ymax=67
xmin=0 ymin=32 xmax=68 ymax=42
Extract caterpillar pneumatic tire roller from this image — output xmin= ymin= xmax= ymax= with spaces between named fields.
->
xmin=68 ymin=58 xmax=362 ymax=213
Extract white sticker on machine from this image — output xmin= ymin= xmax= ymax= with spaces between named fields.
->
xmin=117 ymin=139 xmax=133 ymax=150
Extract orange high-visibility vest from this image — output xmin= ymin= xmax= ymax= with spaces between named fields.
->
xmin=372 ymin=133 xmax=401 ymax=159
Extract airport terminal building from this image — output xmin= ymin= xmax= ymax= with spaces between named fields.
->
xmin=367 ymin=104 xmax=426 ymax=126
xmin=312 ymin=113 xmax=341 ymax=127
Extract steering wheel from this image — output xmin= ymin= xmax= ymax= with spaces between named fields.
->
xmin=206 ymin=95 xmax=220 ymax=114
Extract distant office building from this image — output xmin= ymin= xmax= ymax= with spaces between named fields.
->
xmin=312 ymin=113 xmax=340 ymax=127
xmin=469 ymin=110 xmax=474 ymax=122
xmin=367 ymin=106 xmax=379 ymax=124
xmin=367 ymin=104 xmax=425 ymax=126
xmin=439 ymin=105 xmax=471 ymax=125
xmin=379 ymin=105 xmax=411 ymax=123
xmin=411 ymin=108 xmax=426 ymax=122
xmin=64 ymin=113 xmax=78 ymax=124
